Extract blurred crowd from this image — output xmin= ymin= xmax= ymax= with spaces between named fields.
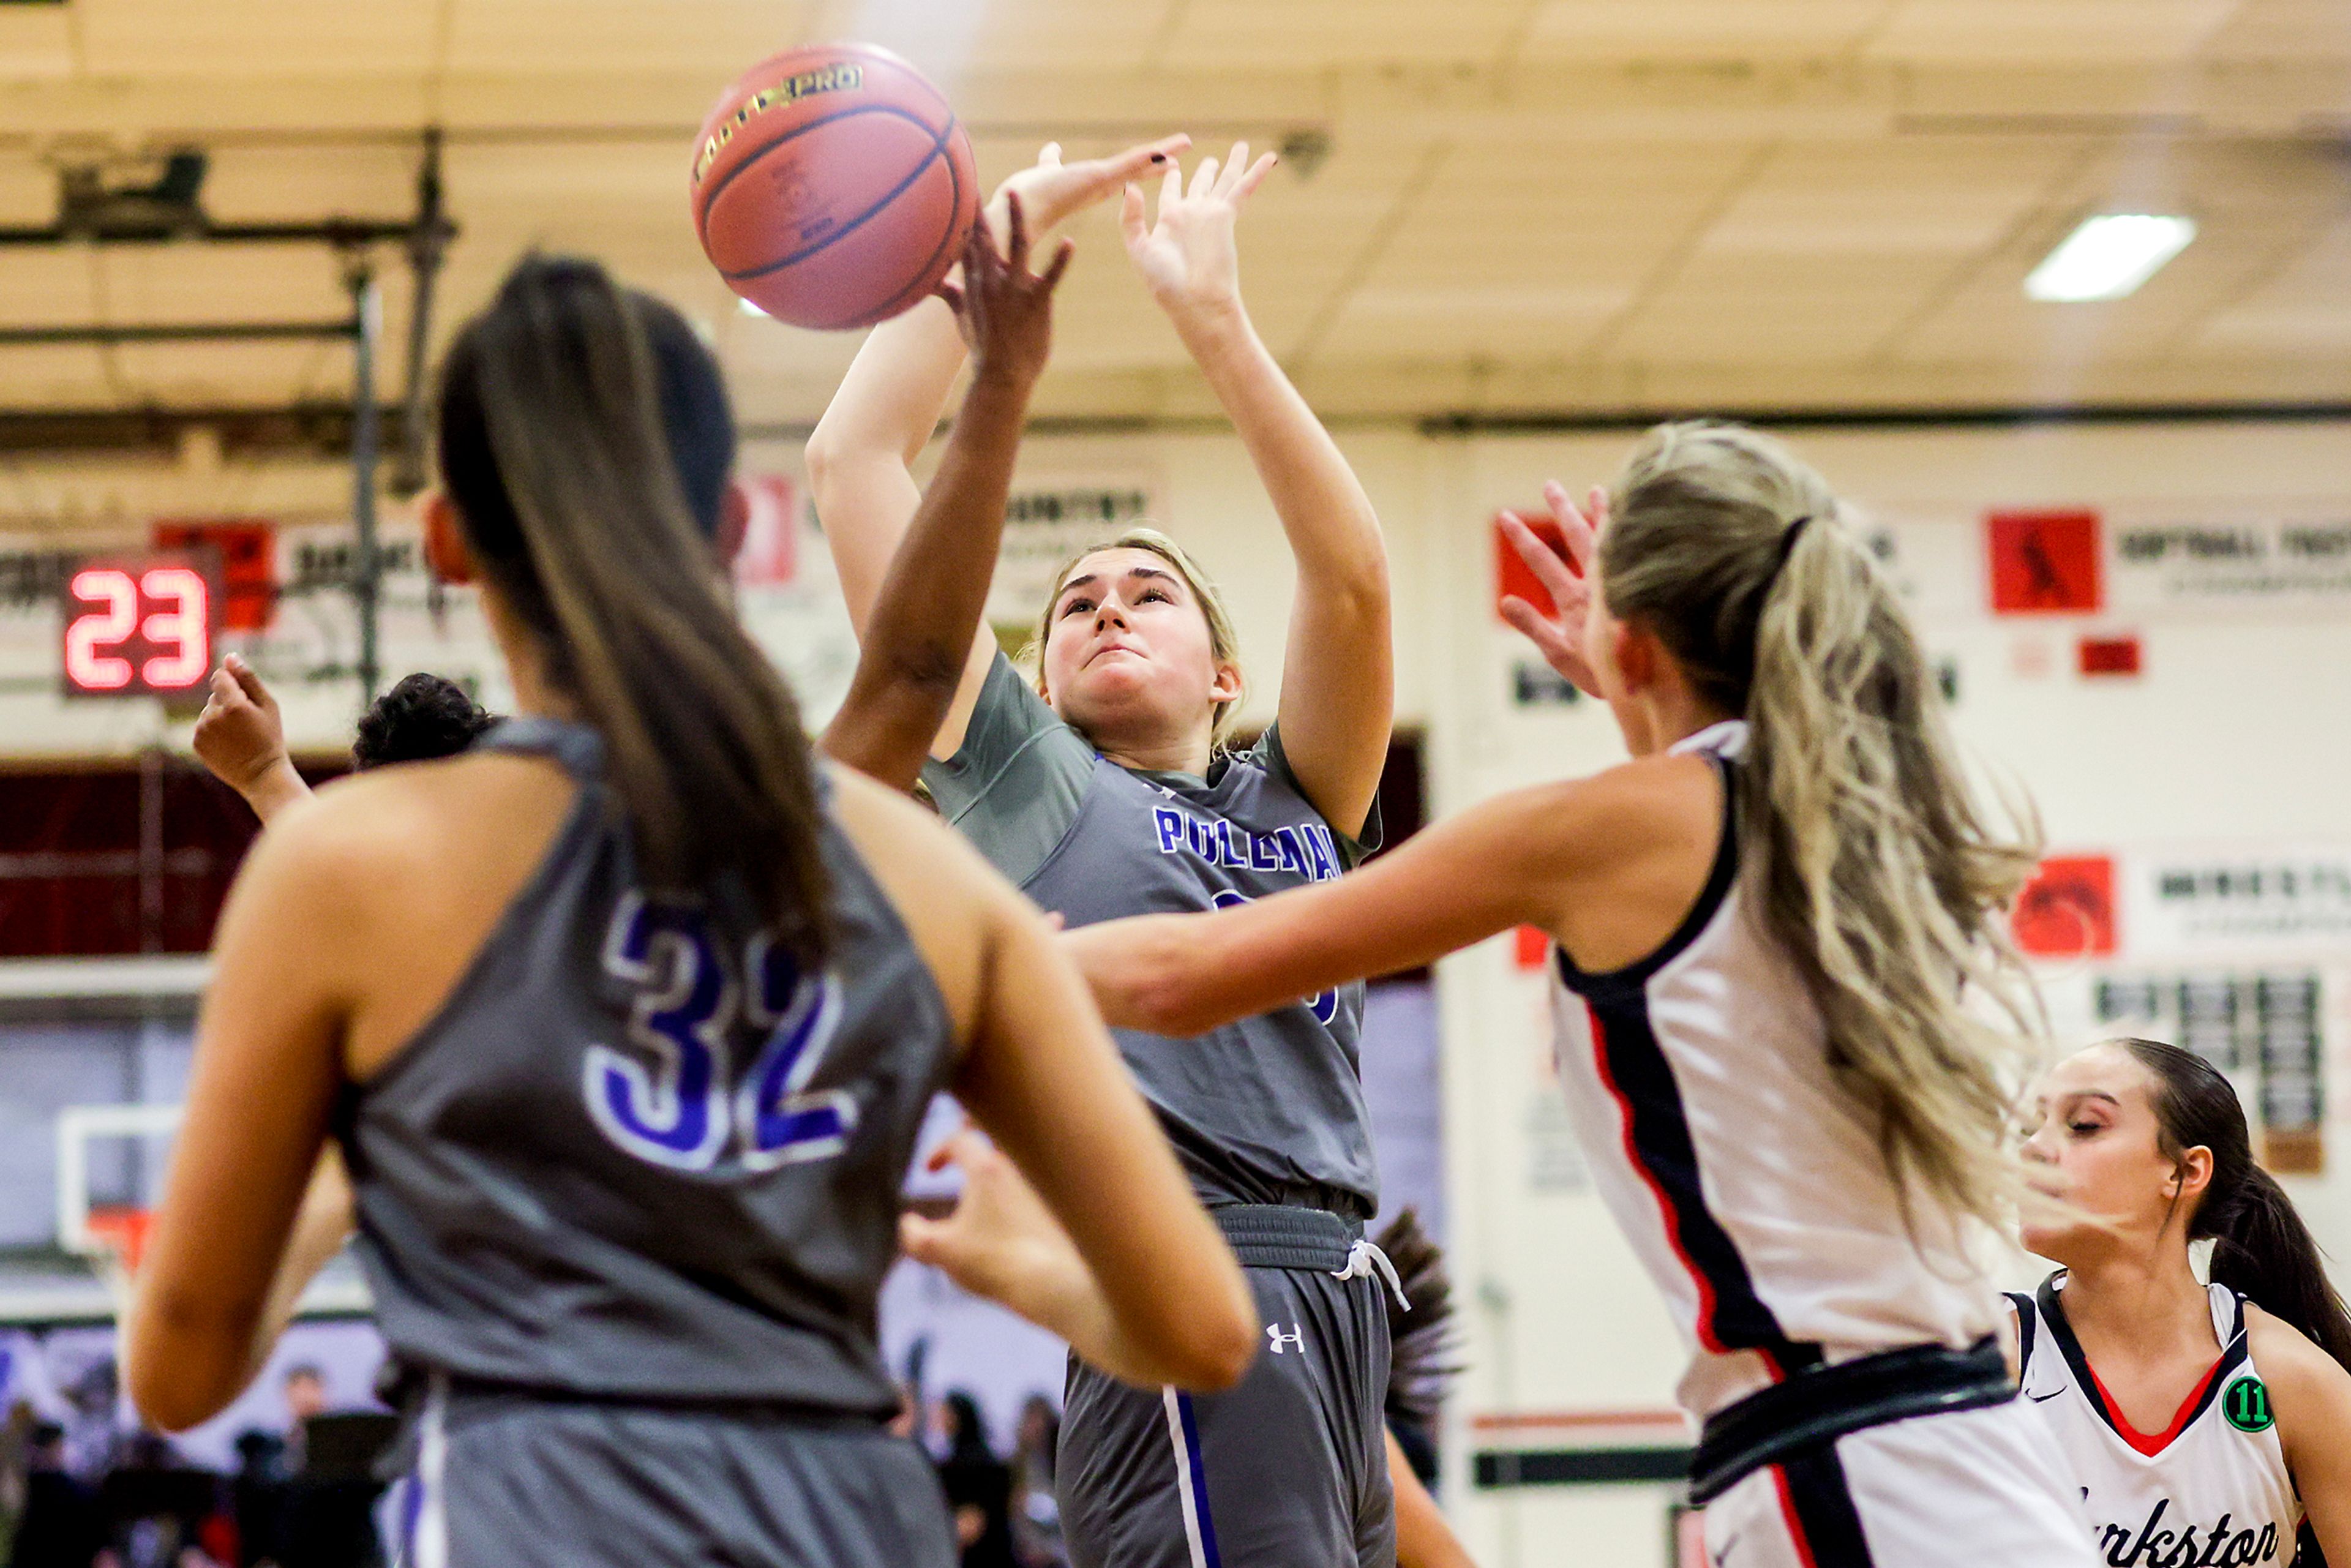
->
xmin=0 ymin=1359 xmax=1070 ymax=1568
xmin=893 ymin=1386 xmax=1067 ymax=1568
xmin=0 ymin=1363 xmax=381 ymax=1568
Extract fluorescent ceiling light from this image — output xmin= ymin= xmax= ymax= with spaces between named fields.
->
xmin=2026 ymin=214 xmax=2197 ymax=302
xmin=739 ymin=297 xmax=768 ymax=317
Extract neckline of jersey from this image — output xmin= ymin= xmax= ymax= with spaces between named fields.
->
xmin=2081 ymin=1350 xmax=2230 ymax=1458
xmin=2041 ymin=1274 xmax=2243 ymax=1459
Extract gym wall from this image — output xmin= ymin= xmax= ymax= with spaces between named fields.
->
xmin=0 ymin=412 xmax=2341 ymax=1567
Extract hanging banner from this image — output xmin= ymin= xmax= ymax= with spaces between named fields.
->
xmin=2123 ymin=845 xmax=2351 ymax=956
xmin=2107 ymin=517 xmax=2351 ymax=612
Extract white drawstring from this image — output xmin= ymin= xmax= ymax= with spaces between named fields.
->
xmin=1332 ymin=1237 xmax=1410 ymax=1313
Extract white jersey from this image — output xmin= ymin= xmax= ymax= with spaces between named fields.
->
xmin=1546 ymin=720 xmax=2000 ymax=1419
xmin=2014 ymin=1275 xmax=2302 ymax=1568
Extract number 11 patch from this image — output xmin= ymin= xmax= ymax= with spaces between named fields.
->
xmin=2223 ymin=1376 xmax=2274 ymax=1434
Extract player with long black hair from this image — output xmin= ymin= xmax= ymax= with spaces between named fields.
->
xmin=125 ymin=241 xmax=1254 ymax=1567
xmin=2016 ymin=1038 xmax=2351 ymax=1566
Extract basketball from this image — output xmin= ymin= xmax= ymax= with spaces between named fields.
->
xmin=691 ymin=43 xmax=979 ymax=331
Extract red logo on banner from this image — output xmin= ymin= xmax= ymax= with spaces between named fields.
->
xmin=2013 ymin=855 xmax=2118 ymax=958
xmin=1494 ymin=508 xmax=1579 ymax=621
xmin=152 ymin=520 xmax=275 ymax=631
xmin=733 ymin=475 xmax=799 ymax=587
xmin=1987 ymin=509 xmax=2102 ymax=615
xmin=2077 ymin=635 xmax=2142 ymax=677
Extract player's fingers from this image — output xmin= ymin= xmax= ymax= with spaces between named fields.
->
xmin=1119 ymin=183 xmax=1149 ymax=247
xmin=1229 ymin=152 xmax=1278 ymax=206
xmin=1187 ymin=154 xmax=1219 ymax=201
xmin=1542 ymin=481 xmax=1597 ymax=566
xmin=1037 ymin=236 xmax=1075 ymax=291
xmin=1106 ymin=134 xmax=1189 ymax=187
xmin=1040 ymin=910 xmax=1066 ymax=932
xmin=226 ymin=655 xmax=271 ymax=705
xmin=1212 ymin=142 xmax=1249 ymax=198
xmin=934 ymin=278 xmax=966 ymax=315
xmin=1158 ymin=159 xmax=1183 ymax=219
xmin=1499 ymin=596 xmax=1571 ymax=654
xmin=1002 ymin=190 xmax=1030 ymax=270
xmin=1502 ymin=512 xmax=1581 ymax=606
xmin=898 ymin=1212 xmax=942 ymax=1261
xmin=1035 ymin=141 xmax=1062 ymax=169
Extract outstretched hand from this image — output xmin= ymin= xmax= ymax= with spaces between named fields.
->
xmin=898 ymin=1128 xmax=1092 ymax=1327
xmin=990 ymin=135 xmax=1190 ymax=241
xmin=938 ymin=191 xmax=1071 ymax=392
xmin=193 ymin=653 xmax=290 ymax=793
xmin=1498 ymin=482 xmax=1606 ymax=697
xmin=1120 ymin=141 xmax=1277 ymax=322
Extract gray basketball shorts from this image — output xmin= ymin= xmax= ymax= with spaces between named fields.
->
xmin=381 ymin=1377 xmax=956 ymax=1568
xmin=1057 ymin=1207 xmax=1397 ymax=1568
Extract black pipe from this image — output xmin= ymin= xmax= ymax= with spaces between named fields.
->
xmin=348 ymin=266 xmax=382 ymax=705
xmin=0 ymin=321 xmax=354 ymax=347
xmin=391 ymin=129 xmax=452 ymax=498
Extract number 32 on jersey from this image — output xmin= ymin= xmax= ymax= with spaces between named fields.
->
xmin=583 ymin=893 xmax=858 ymax=1172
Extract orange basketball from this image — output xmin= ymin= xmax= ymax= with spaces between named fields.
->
xmin=691 ymin=43 xmax=979 ymax=332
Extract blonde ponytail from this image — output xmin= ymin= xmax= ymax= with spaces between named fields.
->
xmin=1602 ymin=422 xmax=2044 ymax=1234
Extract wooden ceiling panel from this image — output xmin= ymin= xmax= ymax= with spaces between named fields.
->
xmin=0 ymin=6 xmax=74 ymax=80
xmin=94 ymin=245 xmax=348 ymax=325
xmin=1159 ymin=0 xmax=1528 ymax=69
xmin=197 ymin=146 xmax=421 ymax=226
xmin=0 ymin=248 xmax=100 ymax=329
xmin=0 ymin=345 xmax=114 ymax=409
xmin=1867 ymin=0 xmax=2243 ymax=65
xmin=445 ymin=0 xmax=811 ymax=77
xmin=1614 ymin=253 xmax=1932 ymax=362
xmin=1698 ymin=139 xmax=2085 ymax=258
xmin=2192 ymin=220 xmax=2351 ymax=353
xmin=2202 ymin=0 xmax=2351 ymax=61
xmin=78 ymin=0 xmax=442 ymax=77
xmin=1518 ymin=0 xmax=1891 ymax=61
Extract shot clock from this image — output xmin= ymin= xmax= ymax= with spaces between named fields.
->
xmin=59 ymin=551 xmax=222 ymax=699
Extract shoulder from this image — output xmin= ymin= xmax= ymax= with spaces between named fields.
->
xmin=2244 ymin=1303 xmax=2351 ymax=1448
xmin=1494 ymin=751 xmax=1723 ymax=874
xmin=242 ymin=753 xmax=566 ymax=915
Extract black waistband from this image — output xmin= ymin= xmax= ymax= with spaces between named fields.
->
xmin=1687 ymin=1337 xmax=2014 ymax=1504
xmin=1210 ymin=1204 xmax=1361 ymax=1271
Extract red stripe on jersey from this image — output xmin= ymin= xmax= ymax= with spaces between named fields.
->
xmin=1583 ymin=999 xmax=1730 ymax=1356
xmin=2083 ymin=1352 xmax=2227 ymax=1457
xmin=1771 ymin=1464 xmax=1824 ymax=1568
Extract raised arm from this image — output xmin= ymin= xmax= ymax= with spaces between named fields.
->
xmin=1122 ymin=148 xmax=1392 ymax=836
xmin=193 ymin=655 xmax=312 ymax=823
xmin=806 ymin=137 xmax=1188 ymax=761
xmin=820 ymin=197 xmax=1068 ymax=791
xmin=1061 ymin=757 xmax=1715 ymax=1037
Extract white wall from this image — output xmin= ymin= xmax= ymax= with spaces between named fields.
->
xmin=2 ymin=414 xmax=2346 ymax=1567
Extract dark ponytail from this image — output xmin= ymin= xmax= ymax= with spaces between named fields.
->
xmin=2120 ymin=1038 xmax=2351 ymax=1375
xmin=438 ymin=254 xmax=830 ymax=964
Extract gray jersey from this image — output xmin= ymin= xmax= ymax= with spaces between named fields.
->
xmin=340 ymin=717 xmax=956 ymax=1417
xmin=923 ymin=655 xmax=1379 ymax=1218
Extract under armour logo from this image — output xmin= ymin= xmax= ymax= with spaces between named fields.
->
xmin=1266 ymin=1322 xmax=1304 ymax=1355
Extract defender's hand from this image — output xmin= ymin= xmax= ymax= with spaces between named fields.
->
xmin=937 ymin=192 xmax=1072 ymax=394
xmin=1498 ymin=483 xmax=1605 ymax=697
